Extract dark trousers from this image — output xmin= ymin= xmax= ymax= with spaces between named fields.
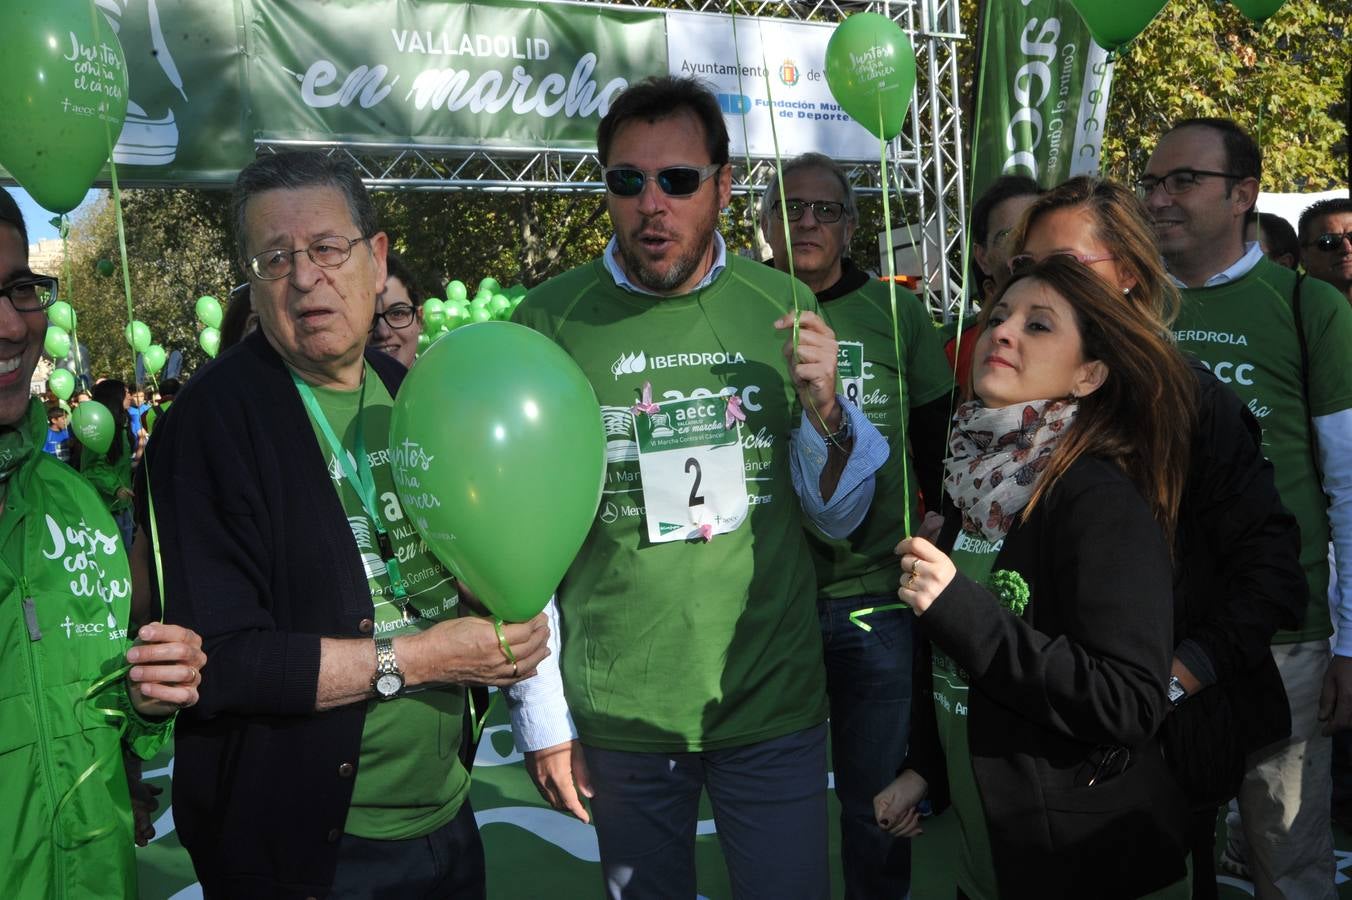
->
xmin=820 ymin=595 xmax=915 ymax=899
xmin=329 ymin=800 xmax=486 ymax=900
xmin=1186 ymin=806 xmax=1219 ymax=900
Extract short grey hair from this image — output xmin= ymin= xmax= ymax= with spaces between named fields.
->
xmin=231 ymin=151 xmax=379 ymax=265
xmin=759 ymin=152 xmax=859 ymax=231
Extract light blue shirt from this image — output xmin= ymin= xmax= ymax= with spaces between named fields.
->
xmin=1169 ymin=241 xmax=1264 ymax=288
xmin=602 ymin=232 xmax=728 ymax=295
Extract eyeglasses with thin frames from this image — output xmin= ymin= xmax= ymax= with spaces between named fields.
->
xmin=1308 ymin=232 xmax=1352 ymax=253
xmin=604 ymin=164 xmax=723 ymax=198
xmin=248 ymin=235 xmax=371 ymax=281
xmin=1134 ymin=168 xmax=1245 ymax=200
xmin=0 ymin=274 xmax=59 ymax=311
xmin=370 ymin=304 xmax=417 ymax=332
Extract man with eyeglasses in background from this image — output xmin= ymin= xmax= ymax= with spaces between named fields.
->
xmin=510 ymin=77 xmax=887 ymax=898
xmin=757 ymin=151 xmax=952 ymax=899
xmin=367 ymin=249 xmax=427 ymax=368
xmin=1299 ymin=198 xmax=1352 ymax=304
xmin=1143 ymin=117 xmax=1352 ymax=899
xmin=142 ymin=151 xmax=550 ymax=898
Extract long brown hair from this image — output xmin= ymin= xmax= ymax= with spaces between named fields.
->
xmin=975 ymin=257 xmax=1196 ymax=541
xmin=1011 ymin=176 xmax=1182 ymax=329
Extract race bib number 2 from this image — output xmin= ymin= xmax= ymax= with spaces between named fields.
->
xmin=634 ymin=396 xmax=749 ymax=543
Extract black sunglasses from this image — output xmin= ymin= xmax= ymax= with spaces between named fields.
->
xmin=1308 ymin=231 xmax=1352 ymax=253
xmin=604 ymin=164 xmax=723 ymax=198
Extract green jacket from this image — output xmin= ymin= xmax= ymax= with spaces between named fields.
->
xmin=0 ymin=400 xmax=172 ymax=899
xmin=78 ymin=430 xmax=133 ymax=515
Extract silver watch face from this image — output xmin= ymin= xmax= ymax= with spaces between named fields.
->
xmin=1167 ymin=679 xmax=1186 ymax=704
xmin=375 ymin=672 xmax=403 ymax=697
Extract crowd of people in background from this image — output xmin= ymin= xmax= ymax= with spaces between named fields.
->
xmin=6 ymin=73 xmax=1352 ymax=900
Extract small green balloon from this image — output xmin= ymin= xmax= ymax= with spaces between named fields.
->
xmin=478 ymin=277 xmax=501 ymax=295
xmin=125 ymin=320 xmax=153 ymax=353
xmin=417 ymin=332 xmax=431 ymax=354
xmin=96 ymin=259 xmax=115 ymax=278
xmin=143 ymin=344 xmax=167 ymax=376
xmin=1231 ymin=0 xmax=1286 ymax=21
xmin=506 ymin=283 xmax=528 ymax=299
xmin=489 ymin=294 xmax=512 ymax=313
xmin=470 ymin=306 xmax=493 ymax=324
xmin=200 ymin=327 xmax=221 ymax=358
xmin=824 ymin=13 xmax=918 ymax=141
xmin=422 ymin=298 xmax=447 ymax=331
xmin=1069 ymin=0 xmax=1169 ymax=52
xmin=71 ymin=401 xmax=114 ymax=454
xmin=446 ymin=280 xmax=468 ymax=302
xmin=44 ymin=325 xmax=71 ymax=359
xmin=195 ymin=295 xmax=224 ymax=328
xmin=48 ymin=300 xmax=75 ymax=331
xmin=47 ymin=368 xmax=75 ymax=400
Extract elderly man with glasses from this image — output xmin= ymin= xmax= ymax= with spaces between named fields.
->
xmin=1299 ymin=198 xmax=1352 ymax=304
xmin=1143 ymin=117 xmax=1352 ymax=900
xmin=142 ymin=152 xmax=550 ymax=898
xmin=757 ymin=151 xmax=953 ymax=899
xmin=508 ymin=78 xmax=888 ymax=898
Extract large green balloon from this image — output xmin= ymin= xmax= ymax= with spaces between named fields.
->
xmin=1231 ymin=0 xmax=1285 ymax=22
xmin=824 ymin=13 xmax=917 ymax=141
xmin=199 ymin=327 xmax=221 ymax=358
xmin=195 ymin=295 xmax=223 ymax=328
xmin=71 ymin=400 xmax=113 ymax=454
xmin=1069 ymin=0 xmax=1169 ymax=52
xmin=143 ymin=343 xmax=167 ymax=376
xmin=125 ymin=320 xmax=152 ymax=352
xmin=0 ymin=1 xmax=129 ymax=213
xmin=48 ymin=300 xmax=75 ymax=331
xmin=48 ymin=368 xmax=75 ymax=400
xmin=389 ymin=322 xmax=606 ymax=622
xmin=45 ymin=325 xmax=71 ymax=359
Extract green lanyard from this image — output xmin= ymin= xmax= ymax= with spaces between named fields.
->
xmin=290 ymin=368 xmax=414 ymax=617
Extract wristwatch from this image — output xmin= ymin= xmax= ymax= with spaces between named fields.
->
xmin=1166 ymin=675 xmax=1187 ymax=708
xmin=372 ymin=637 xmax=405 ymax=700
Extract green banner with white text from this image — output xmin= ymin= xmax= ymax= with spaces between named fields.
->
xmin=969 ymin=0 xmax=1115 ymax=202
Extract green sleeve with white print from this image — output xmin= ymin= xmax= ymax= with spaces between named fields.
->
xmin=811 ymin=279 xmax=954 ymax=599
xmin=513 ymin=254 xmax=829 ymax=753
xmin=1174 ymin=256 xmax=1352 ymax=643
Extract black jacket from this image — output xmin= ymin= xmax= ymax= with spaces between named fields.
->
xmin=143 ymin=331 xmax=407 ymax=898
xmin=909 ymin=456 xmax=1188 ymax=899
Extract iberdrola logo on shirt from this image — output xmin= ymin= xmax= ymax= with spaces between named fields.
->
xmin=610 ymin=348 xmax=748 ymax=380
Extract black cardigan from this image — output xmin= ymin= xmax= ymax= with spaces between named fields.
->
xmin=143 ymin=330 xmax=407 ymax=898
xmin=907 ymin=456 xmax=1188 ymax=899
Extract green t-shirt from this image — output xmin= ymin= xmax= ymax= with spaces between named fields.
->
xmin=935 ymin=529 xmax=1001 ymax=900
xmin=514 ymin=254 xmax=829 ymax=752
xmin=300 ymin=366 xmax=469 ymax=840
xmin=810 ymin=278 xmax=953 ymax=598
xmin=1174 ymin=257 xmax=1352 ymax=643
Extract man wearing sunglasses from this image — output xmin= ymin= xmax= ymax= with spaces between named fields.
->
xmin=510 ymin=77 xmax=886 ymax=898
xmin=1299 ymin=198 xmax=1352 ymax=303
xmin=759 ymin=151 xmax=953 ymax=899
xmin=0 ymin=190 xmax=208 ymax=898
xmin=1144 ymin=118 xmax=1352 ymax=899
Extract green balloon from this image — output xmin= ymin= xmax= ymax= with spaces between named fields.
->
xmin=143 ymin=343 xmax=167 ymax=376
xmin=44 ymin=325 xmax=71 ymax=359
xmin=824 ymin=13 xmax=917 ymax=141
xmin=1069 ymin=0 xmax=1169 ymax=52
xmin=416 ymin=332 xmax=431 ymax=354
xmin=199 ymin=327 xmax=221 ymax=358
xmin=48 ymin=300 xmax=75 ymax=331
xmin=446 ymin=280 xmax=468 ymax=302
xmin=478 ymin=277 xmax=501 ymax=295
xmin=71 ymin=401 xmax=113 ymax=455
xmin=1231 ymin=0 xmax=1285 ymax=21
xmin=421 ymin=298 xmax=447 ymax=331
xmin=47 ymin=368 xmax=75 ymax=400
xmin=96 ymin=259 xmax=115 ymax=278
xmin=469 ymin=306 xmax=493 ymax=324
xmin=0 ymin=1 xmax=129 ymax=213
xmin=125 ymin=320 xmax=152 ymax=353
xmin=506 ymin=283 xmax=528 ymax=299
xmin=388 ymin=322 xmax=605 ymax=622
xmin=196 ymin=295 xmax=224 ymax=328
xmin=489 ymin=294 xmax=512 ymax=316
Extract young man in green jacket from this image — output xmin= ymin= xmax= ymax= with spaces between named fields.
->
xmin=0 ymin=191 xmax=207 ymax=898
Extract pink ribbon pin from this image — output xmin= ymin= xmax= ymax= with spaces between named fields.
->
xmin=697 ymin=523 xmax=714 ymax=542
xmin=725 ymin=394 xmax=746 ymax=429
xmin=631 ymin=381 xmax=659 ymax=416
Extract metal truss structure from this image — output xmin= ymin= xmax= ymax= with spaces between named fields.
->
xmin=258 ymin=1 xmax=969 ymax=314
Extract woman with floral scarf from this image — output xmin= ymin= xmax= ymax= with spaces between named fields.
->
xmin=874 ymin=256 xmax=1197 ymax=899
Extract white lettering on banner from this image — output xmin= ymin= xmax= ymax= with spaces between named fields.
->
xmin=391 ymin=30 xmax=551 ymax=62
xmin=1174 ymin=330 xmax=1250 ymax=346
xmin=1001 ymin=17 xmax=1060 ymax=179
xmin=402 ymin=54 xmax=624 ymax=119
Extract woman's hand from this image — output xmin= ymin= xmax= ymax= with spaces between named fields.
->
xmin=874 ymin=769 xmax=929 ymax=837
xmin=895 ymin=536 xmax=956 ymax=615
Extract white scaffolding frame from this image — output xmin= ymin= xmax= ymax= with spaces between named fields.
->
xmin=258 ymin=1 xmax=969 ymax=313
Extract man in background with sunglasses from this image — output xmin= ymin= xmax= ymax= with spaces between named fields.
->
xmin=1144 ymin=117 xmax=1352 ymax=899
xmin=1299 ymin=198 xmax=1352 ymax=304
xmin=759 ymin=151 xmax=952 ymax=899
xmin=511 ymin=77 xmax=886 ymax=898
